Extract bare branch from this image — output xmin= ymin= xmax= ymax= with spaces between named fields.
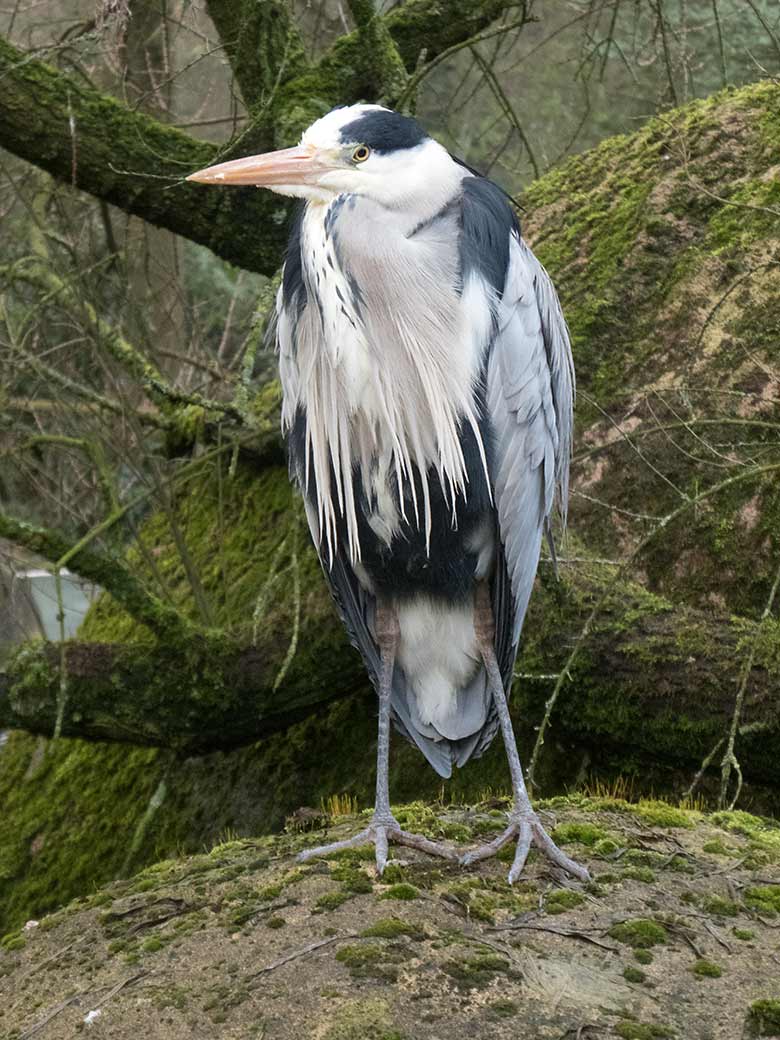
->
xmin=0 ymin=509 xmax=195 ymax=641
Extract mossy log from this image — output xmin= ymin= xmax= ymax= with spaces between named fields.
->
xmin=523 ymin=79 xmax=780 ymax=618
xmin=1 ymin=562 xmax=779 ymax=772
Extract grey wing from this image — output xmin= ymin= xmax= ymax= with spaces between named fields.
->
xmin=488 ymin=234 xmax=575 ymax=687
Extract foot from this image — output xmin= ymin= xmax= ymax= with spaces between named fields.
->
xmin=297 ymin=811 xmax=458 ymax=875
xmin=461 ymin=808 xmax=590 ymax=885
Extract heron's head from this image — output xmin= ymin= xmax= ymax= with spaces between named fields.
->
xmin=187 ymin=104 xmax=461 ymax=210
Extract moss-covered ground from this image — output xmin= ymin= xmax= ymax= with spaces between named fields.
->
xmin=2 ymin=800 xmax=779 ymax=1039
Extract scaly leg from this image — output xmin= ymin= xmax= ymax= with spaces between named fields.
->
xmin=461 ymin=584 xmax=590 ymax=885
xmin=298 ymin=601 xmax=457 ymax=874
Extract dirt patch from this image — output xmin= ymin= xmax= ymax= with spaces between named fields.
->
xmin=2 ymin=798 xmax=779 ymax=1039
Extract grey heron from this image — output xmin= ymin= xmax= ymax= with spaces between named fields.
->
xmin=188 ymin=105 xmax=588 ymax=884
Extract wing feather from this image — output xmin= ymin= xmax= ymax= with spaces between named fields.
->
xmin=487 ymin=233 xmax=575 ymax=685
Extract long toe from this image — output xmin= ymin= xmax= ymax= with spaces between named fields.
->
xmin=374 ymin=825 xmax=390 ymax=875
xmin=297 ymin=816 xmax=458 ymax=874
xmin=530 ymin=817 xmax=591 ymax=882
xmin=394 ymin=828 xmax=459 ymax=861
xmin=507 ymin=818 xmax=533 ymax=885
xmin=460 ymin=811 xmax=590 ymax=884
xmin=297 ymin=827 xmax=373 ymax=863
xmin=459 ymin=824 xmax=519 ymax=868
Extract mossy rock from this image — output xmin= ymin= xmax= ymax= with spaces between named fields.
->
xmin=1 ymin=801 xmax=778 ymax=1040
xmin=523 ymin=79 xmax=780 ymax=619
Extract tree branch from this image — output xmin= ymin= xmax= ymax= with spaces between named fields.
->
xmin=0 ymin=2 xmax=526 ymax=274
xmin=0 ymin=34 xmax=289 ymax=275
xmin=204 ymin=0 xmax=307 ymax=112
xmin=2 ymin=569 xmax=778 ymax=787
xmin=0 ymin=510 xmax=194 ymax=642
xmin=267 ymin=0 xmax=529 ymax=140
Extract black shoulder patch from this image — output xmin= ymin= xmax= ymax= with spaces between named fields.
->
xmin=282 ymin=202 xmax=307 ymax=315
xmin=459 ymin=176 xmax=520 ymax=296
xmin=339 ymin=110 xmax=427 ymax=153
xmin=451 ymin=153 xmax=485 ymax=178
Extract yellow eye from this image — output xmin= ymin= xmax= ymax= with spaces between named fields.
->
xmin=352 ymin=145 xmax=371 ymax=163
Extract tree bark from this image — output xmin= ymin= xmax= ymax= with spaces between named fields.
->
xmin=2 ymin=570 xmax=778 ymax=785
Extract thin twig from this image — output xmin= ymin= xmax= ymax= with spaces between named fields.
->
xmin=19 ymin=993 xmax=87 ymax=1039
xmin=492 ymin=921 xmax=618 ymax=952
xmin=247 ymin=933 xmax=357 ymax=982
xmin=527 ymin=460 xmax=780 ymax=790
xmin=719 ymin=558 xmax=780 ymax=809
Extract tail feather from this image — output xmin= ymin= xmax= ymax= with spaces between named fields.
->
xmin=389 ymin=661 xmax=500 ymax=777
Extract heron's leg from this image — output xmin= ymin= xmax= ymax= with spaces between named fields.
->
xmin=298 ymin=601 xmax=457 ymax=874
xmin=460 ymin=584 xmax=590 ymax=885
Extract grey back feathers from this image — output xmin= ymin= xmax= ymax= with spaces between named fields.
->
xmin=277 ymin=163 xmax=574 ymax=779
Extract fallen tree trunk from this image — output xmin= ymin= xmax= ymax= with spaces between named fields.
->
xmin=3 ymin=566 xmax=778 ymax=784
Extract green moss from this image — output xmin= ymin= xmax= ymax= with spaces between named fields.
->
xmin=335 ymin=942 xmax=402 ymax=982
xmin=624 ymin=966 xmax=646 ymax=984
xmin=545 ymin=889 xmax=585 ymax=914
xmin=616 ymin=1022 xmax=673 ymax=1040
xmin=712 ymin=811 xmax=780 ymax=853
xmin=628 ymin=802 xmax=694 ymax=829
xmin=314 ymin=890 xmax=350 ymax=912
xmin=322 ymin=998 xmax=405 ymax=1040
xmin=378 ymin=863 xmax=405 ymax=884
xmin=551 ymin=821 xmax=607 ymax=846
xmin=748 ymin=1000 xmax=780 ymax=1037
xmin=488 ymin=1000 xmax=518 ymax=1018
xmin=266 ymin=916 xmax=286 ymax=929
xmin=522 ymin=79 xmax=780 ymax=622
xmin=593 ymin=838 xmax=620 ymax=857
xmin=378 ymin=883 xmax=419 ymax=901
xmin=622 ymin=867 xmax=656 ymax=884
xmin=441 ymin=950 xmax=511 ymax=990
xmin=141 ymin=936 xmax=165 ymax=953
xmin=0 ymin=932 xmax=25 ymax=951
xmin=702 ymin=895 xmax=740 ymax=918
xmin=609 ymin=919 xmax=667 ymax=948
xmin=702 ymin=840 xmax=730 ymax=855
xmin=733 ymin=928 xmax=754 ymax=941
xmin=744 ymin=886 xmax=780 ymax=916
xmin=330 ymin=865 xmax=374 ymax=894
xmin=151 ymin=984 xmax=189 ymax=1010
xmin=692 ymin=958 xmax=722 ymax=978
xmin=361 ymin=918 xmax=423 ymax=940
xmin=634 ymin=949 xmax=653 ymax=965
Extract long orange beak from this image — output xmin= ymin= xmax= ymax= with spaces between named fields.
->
xmin=186 ymin=145 xmax=331 ymax=187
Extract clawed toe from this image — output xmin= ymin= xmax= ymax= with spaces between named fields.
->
xmin=297 ymin=815 xmax=457 ymax=876
xmin=298 ymin=808 xmax=588 ymax=885
xmin=460 ymin=811 xmax=590 ymax=884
